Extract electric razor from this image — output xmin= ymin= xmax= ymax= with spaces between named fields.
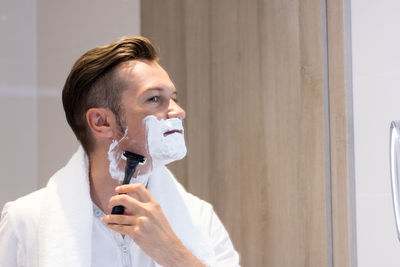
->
xmin=111 ymin=151 xmax=145 ymax=215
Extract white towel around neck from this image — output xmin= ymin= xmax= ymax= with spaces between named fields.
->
xmin=37 ymin=146 xmax=215 ymax=267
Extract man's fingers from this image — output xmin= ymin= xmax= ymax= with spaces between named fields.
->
xmin=105 ymin=223 xmax=134 ymax=236
xmin=109 ymin=194 xmax=143 ymax=214
xmin=103 ymin=215 xmax=150 ymax=242
xmin=115 ymin=183 xmax=153 ymax=202
xmin=101 ymin=214 xmax=138 ymax=226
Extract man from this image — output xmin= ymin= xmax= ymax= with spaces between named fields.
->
xmin=0 ymin=36 xmax=240 ymax=266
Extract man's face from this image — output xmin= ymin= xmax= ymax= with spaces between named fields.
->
xmin=113 ymin=60 xmax=186 ymax=158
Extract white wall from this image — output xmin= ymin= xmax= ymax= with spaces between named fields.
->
xmin=0 ymin=0 xmax=140 ymax=209
xmin=352 ymin=0 xmax=400 ymax=266
xmin=0 ymin=0 xmax=37 ymax=210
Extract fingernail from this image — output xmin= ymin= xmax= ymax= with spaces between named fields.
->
xmin=115 ymin=186 xmax=120 ymax=191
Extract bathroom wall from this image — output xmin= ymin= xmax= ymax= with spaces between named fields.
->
xmin=352 ymin=0 xmax=400 ymax=266
xmin=36 ymin=0 xmax=141 ymax=187
xmin=4 ymin=1 xmax=400 ymax=266
xmin=0 ymin=0 xmax=37 ymax=211
xmin=0 ymin=0 xmax=140 ymax=209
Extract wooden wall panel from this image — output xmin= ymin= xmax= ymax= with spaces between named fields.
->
xmin=141 ymin=0 xmax=343 ymax=266
xmin=141 ymin=0 xmax=188 ymax=187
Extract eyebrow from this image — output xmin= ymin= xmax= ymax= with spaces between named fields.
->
xmin=145 ymin=87 xmax=178 ymax=95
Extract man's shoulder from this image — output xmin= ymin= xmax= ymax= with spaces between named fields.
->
xmin=181 ymin=189 xmax=213 ymax=213
xmin=161 ymin=167 xmax=213 ymax=210
xmin=1 ymin=188 xmax=47 ymax=227
xmin=171 ymin=178 xmax=216 ymax=224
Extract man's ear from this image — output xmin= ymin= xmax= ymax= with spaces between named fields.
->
xmin=86 ymin=108 xmax=115 ymax=139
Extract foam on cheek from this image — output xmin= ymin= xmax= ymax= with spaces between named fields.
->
xmin=107 ymin=128 xmax=128 ymax=182
xmin=144 ymin=115 xmax=187 ymax=168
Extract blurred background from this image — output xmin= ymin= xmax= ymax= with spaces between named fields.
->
xmin=1 ymin=0 xmax=400 ymax=266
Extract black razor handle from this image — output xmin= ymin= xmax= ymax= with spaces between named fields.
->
xmin=111 ymin=151 xmax=145 ymax=214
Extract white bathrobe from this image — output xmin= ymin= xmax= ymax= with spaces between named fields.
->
xmin=0 ymin=147 xmax=240 ymax=266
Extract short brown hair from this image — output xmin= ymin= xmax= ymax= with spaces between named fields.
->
xmin=62 ymin=36 xmax=158 ymax=154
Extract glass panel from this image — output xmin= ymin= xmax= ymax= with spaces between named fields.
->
xmin=389 ymin=121 xmax=400 ymax=241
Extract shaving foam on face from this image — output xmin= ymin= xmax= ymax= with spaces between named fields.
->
xmin=107 ymin=116 xmax=187 ymax=183
xmin=107 ymin=128 xmax=128 ymax=182
xmin=107 ymin=127 xmax=151 ymax=186
xmin=144 ymin=115 xmax=187 ymax=169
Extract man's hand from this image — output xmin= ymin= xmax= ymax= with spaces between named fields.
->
xmin=101 ymin=184 xmax=205 ymax=267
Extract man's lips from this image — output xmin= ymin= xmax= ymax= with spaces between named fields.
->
xmin=163 ymin=129 xmax=183 ymax=136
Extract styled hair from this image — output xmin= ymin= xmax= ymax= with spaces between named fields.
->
xmin=62 ymin=36 xmax=158 ymax=154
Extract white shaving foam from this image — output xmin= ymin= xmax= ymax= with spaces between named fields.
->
xmin=144 ymin=115 xmax=187 ymax=169
xmin=107 ymin=128 xmax=128 ymax=182
xmin=107 ymin=116 xmax=187 ymax=183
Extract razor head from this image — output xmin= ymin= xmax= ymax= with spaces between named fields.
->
xmin=123 ymin=151 xmax=145 ymax=164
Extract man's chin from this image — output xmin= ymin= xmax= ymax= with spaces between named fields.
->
xmin=149 ymin=146 xmax=187 ymax=169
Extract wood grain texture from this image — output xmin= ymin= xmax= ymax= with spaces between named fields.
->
xmin=141 ymin=1 xmax=336 ymax=266
xmin=141 ymin=0 xmax=188 ymax=187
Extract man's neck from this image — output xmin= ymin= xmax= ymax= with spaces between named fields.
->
xmin=88 ymin=149 xmax=120 ymax=215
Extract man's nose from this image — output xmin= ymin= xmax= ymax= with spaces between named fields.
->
xmin=167 ymin=99 xmax=186 ymax=120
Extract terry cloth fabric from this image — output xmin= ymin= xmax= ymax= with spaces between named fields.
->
xmin=0 ymin=147 xmax=240 ymax=266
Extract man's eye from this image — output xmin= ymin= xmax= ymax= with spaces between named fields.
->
xmin=148 ymin=96 xmax=160 ymax=103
